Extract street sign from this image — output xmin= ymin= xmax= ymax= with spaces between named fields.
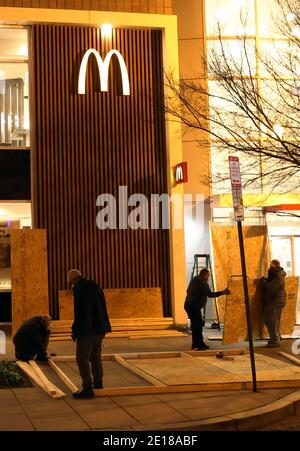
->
xmin=229 ymin=156 xmax=244 ymax=221
xmin=228 ymin=155 xmax=257 ymax=392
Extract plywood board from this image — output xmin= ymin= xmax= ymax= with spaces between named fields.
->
xmin=59 ymin=287 xmax=163 ymax=320
xmin=198 ymin=354 xmax=300 ymax=382
xmin=126 ymin=356 xmax=243 ymax=385
xmin=210 ymin=224 xmax=270 ymax=321
xmin=223 ymin=277 xmax=299 ymax=344
xmin=11 ymin=229 xmax=49 ymax=336
xmin=223 ymin=278 xmax=263 ymax=344
xmin=48 ymin=351 xmax=300 ymax=396
xmin=126 ymin=353 xmax=300 ymax=386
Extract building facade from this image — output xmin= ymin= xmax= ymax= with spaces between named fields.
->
xmin=1 ymin=0 xmax=300 ymax=325
xmin=0 ymin=1 xmax=188 ymax=323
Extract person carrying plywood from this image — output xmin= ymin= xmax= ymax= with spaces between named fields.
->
xmin=67 ymin=269 xmax=111 ymax=399
xmin=184 ymin=269 xmax=230 ymax=351
xmin=261 ymin=260 xmax=287 ymax=348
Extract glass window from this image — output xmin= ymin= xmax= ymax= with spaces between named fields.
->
xmin=263 ymin=153 xmax=300 ymax=194
xmin=259 ymin=39 xmax=300 ymax=77
xmin=0 ymin=63 xmax=29 ymax=147
xmin=205 ymin=0 xmax=255 ymax=37
xmin=211 ymin=145 xmax=262 ymax=194
xmin=259 ymin=80 xmax=300 ymax=142
xmin=0 ymin=29 xmax=29 ymax=148
xmin=0 ymin=28 xmax=28 ymax=60
xmin=207 ymin=39 xmax=256 ymax=76
xmin=257 ymin=0 xmax=287 ymax=38
xmin=208 ymin=80 xmax=259 ymax=139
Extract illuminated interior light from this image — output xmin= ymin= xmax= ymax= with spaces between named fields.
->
xmin=215 ymin=8 xmax=225 ymax=21
xmin=273 ymin=124 xmax=284 ymax=138
xmin=261 ymin=124 xmax=267 ymax=135
xmin=292 ymin=26 xmax=300 ymax=37
xmin=19 ymin=43 xmax=28 ymax=57
xmin=23 ymin=115 xmax=30 ymax=130
xmin=287 ymin=13 xmax=295 ymax=22
xmin=78 ymin=48 xmax=130 ymax=96
xmin=239 ymin=26 xmax=248 ymax=35
xmin=101 ymin=23 xmax=113 ymax=39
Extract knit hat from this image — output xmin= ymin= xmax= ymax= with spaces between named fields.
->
xmin=67 ymin=269 xmax=82 ymax=285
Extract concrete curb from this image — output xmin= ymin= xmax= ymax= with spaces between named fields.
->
xmin=132 ymin=391 xmax=300 ymax=431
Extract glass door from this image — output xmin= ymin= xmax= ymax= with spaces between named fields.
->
xmin=269 ymin=236 xmax=293 ymax=275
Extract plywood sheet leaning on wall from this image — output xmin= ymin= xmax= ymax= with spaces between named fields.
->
xmin=11 ymin=229 xmax=49 ymax=336
xmin=59 ymin=287 xmax=163 ymax=320
xmin=210 ymin=224 xmax=271 ymax=321
xmin=223 ymin=277 xmax=298 ymax=344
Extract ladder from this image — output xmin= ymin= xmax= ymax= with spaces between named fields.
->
xmin=190 ymin=254 xmax=221 ymax=330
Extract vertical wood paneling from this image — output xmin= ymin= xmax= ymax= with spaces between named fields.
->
xmin=32 ymin=25 xmax=171 ymax=318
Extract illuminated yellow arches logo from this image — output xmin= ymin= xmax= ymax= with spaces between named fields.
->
xmin=78 ymin=48 xmax=130 ymax=96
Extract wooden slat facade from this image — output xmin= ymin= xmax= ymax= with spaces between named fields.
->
xmin=31 ymin=24 xmax=171 ymax=318
xmin=0 ymin=0 xmax=173 ymax=14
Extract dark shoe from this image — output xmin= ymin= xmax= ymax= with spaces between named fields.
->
xmin=198 ymin=343 xmax=210 ymax=350
xmin=266 ymin=342 xmax=280 ymax=348
xmin=93 ymin=383 xmax=103 ymax=389
xmin=192 ymin=343 xmax=210 ymax=351
xmin=73 ymin=387 xmax=95 ymax=399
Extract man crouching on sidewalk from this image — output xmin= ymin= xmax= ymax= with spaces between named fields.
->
xmin=67 ymin=269 xmax=111 ymax=399
xmin=13 ymin=315 xmax=52 ymax=362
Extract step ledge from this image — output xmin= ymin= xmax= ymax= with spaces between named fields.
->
xmin=133 ymin=390 xmax=300 ymax=431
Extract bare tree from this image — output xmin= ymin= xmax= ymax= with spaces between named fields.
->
xmin=165 ymin=0 xmax=300 ymax=196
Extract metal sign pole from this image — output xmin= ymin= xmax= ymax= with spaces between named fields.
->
xmin=228 ymin=156 xmax=257 ymax=393
xmin=237 ymin=220 xmax=257 ymax=392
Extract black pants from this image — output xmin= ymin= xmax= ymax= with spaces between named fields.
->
xmin=76 ymin=334 xmax=105 ymax=388
xmin=184 ymin=302 xmax=204 ymax=349
xmin=263 ymin=304 xmax=283 ymax=345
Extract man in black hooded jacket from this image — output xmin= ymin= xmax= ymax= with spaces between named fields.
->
xmin=13 ymin=315 xmax=51 ymax=362
xmin=67 ymin=269 xmax=111 ymax=399
xmin=185 ymin=269 xmax=230 ymax=350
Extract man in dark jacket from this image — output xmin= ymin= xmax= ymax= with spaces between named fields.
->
xmin=13 ymin=315 xmax=51 ymax=362
xmin=185 ymin=268 xmax=230 ymax=350
xmin=261 ymin=263 xmax=286 ymax=348
xmin=67 ymin=269 xmax=111 ymax=399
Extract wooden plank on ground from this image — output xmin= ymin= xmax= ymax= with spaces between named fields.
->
xmin=48 ymin=359 xmax=78 ymax=393
xmin=29 ymin=361 xmax=56 ymax=394
xmin=16 ymin=361 xmax=65 ymax=400
xmin=94 ymin=383 xmax=247 ymax=396
xmin=278 ymin=351 xmax=300 ymax=367
xmin=29 ymin=360 xmax=67 ymax=398
xmin=93 ymin=379 xmax=300 ymax=396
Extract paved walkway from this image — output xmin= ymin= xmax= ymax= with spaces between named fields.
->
xmin=1 ymin=329 xmax=300 ymax=431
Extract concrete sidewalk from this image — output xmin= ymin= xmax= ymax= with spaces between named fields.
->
xmin=1 ymin=330 xmax=300 ymax=431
